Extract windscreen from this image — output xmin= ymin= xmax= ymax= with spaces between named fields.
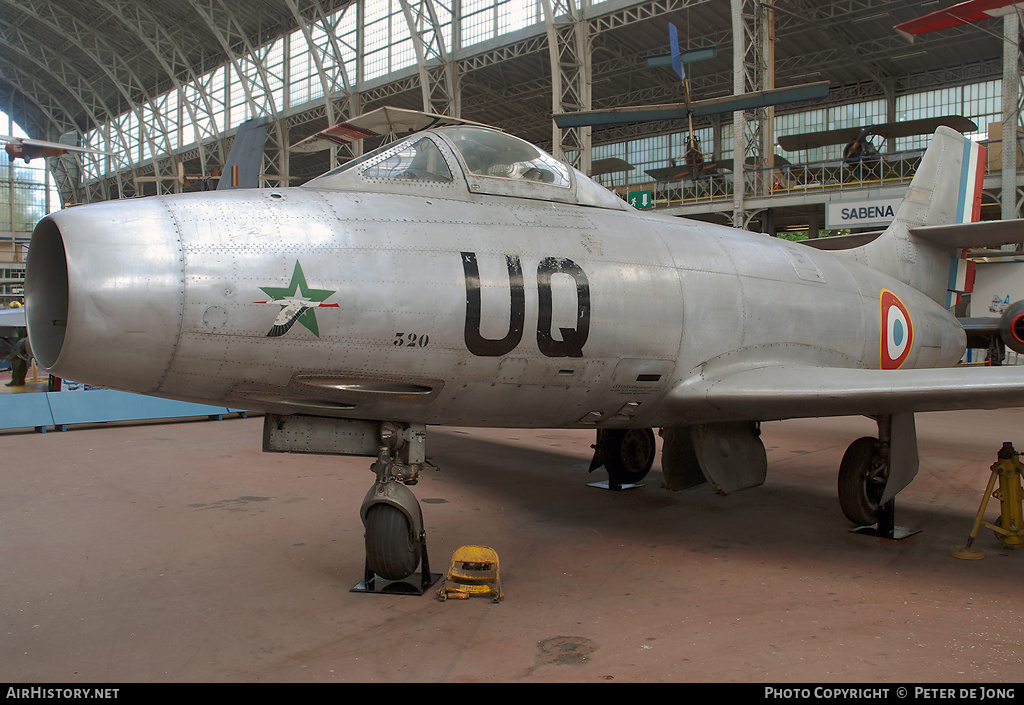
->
xmin=444 ymin=126 xmax=570 ymax=187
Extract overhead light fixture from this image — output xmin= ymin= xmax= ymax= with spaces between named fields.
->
xmin=853 ymin=12 xmax=890 ymax=23
xmin=892 ymin=50 xmax=928 ymax=60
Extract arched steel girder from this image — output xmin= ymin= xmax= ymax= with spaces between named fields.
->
xmin=184 ymin=0 xmax=289 ymax=187
xmin=400 ymin=0 xmax=459 ymax=117
xmin=543 ymin=0 xmax=592 ymax=174
xmin=284 ymin=0 xmax=363 ymax=165
xmin=285 ymin=0 xmax=339 ymax=128
xmin=2 ymin=0 xmax=171 ymax=188
xmin=95 ymin=0 xmax=233 ymax=181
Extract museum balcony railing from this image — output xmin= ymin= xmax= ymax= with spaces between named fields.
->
xmin=616 ymin=136 xmax=1022 ymax=211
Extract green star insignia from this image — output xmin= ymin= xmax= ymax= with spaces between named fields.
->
xmin=259 ymin=260 xmax=337 ymax=337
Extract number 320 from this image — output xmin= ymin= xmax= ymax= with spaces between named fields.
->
xmin=394 ymin=332 xmax=430 ymax=347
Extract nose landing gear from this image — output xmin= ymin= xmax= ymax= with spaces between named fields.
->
xmin=352 ymin=424 xmax=441 ymax=595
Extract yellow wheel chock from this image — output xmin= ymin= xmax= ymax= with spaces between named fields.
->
xmin=437 ymin=545 xmax=503 ymax=602
xmin=952 ymin=442 xmax=1024 ymax=560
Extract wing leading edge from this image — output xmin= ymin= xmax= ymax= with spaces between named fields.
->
xmin=660 ymin=363 xmax=1024 ymax=424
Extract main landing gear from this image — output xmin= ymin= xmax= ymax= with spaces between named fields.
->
xmin=352 ymin=423 xmax=441 ymax=595
xmin=588 ymin=428 xmax=657 ymax=488
xmin=837 ymin=413 xmax=921 ymax=540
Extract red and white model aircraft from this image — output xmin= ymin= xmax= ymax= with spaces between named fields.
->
xmin=1 ymin=134 xmax=114 ymax=164
xmin=895 ymin=0 xmax=1024 ymax=40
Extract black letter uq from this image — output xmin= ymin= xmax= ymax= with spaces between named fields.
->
xmin=461 ymin=252 xmax=590 ymax=357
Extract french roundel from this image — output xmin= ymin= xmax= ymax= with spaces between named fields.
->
xmin=880 ymin=290 xmax=914 ymax=370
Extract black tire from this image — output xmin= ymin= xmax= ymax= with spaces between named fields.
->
xmin=364 ymin=503 xmax=420 ymax=580
xmin=604 ymin=428 xmax=656 ymax=486
xmin=838 ymin=436 xmax=887 ymax=526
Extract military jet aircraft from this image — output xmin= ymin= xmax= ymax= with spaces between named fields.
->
xmin=23 ymin=123 xmax=1024 ymax=586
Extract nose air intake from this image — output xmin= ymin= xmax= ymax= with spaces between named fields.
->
xmin=25 ymin=217 xmax=69 ymax=370
xmin=24 ymin=200 xmax=186 ymax=394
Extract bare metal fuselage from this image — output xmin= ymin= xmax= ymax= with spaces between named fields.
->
xmin=27 ymin=185 xmax=965 ymax=430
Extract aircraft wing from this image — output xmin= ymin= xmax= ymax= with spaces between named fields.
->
xmin=0 ymin=134 xmax=115 ymax=156
xmin=660 ymin=363 xmax=1024 ymax=424
xmin=645 ymin=165 xmax=701 ymax=181
xmin=872 ymin=116 xmax=977 ymax=141
xmin=290 ymin=107 xmax=493 ymax=153
xmin=589 ymin=157 xmax=634 ymax=177
xmin=777 ymin=127 xmax=864 ymax=152
xmin=959 ymin=317 xmax=1001 ymax=336
xmin=777 ymin=116 xmax=977 ymax=152
xmin=642 ymin=46 xmax=716 ymax=71
xmin=909 ymin=218 xmax=1024 ymax=249
xmin=895 ymin=0 xmax=1024 ymax=40
xmin=553 ymin=82 xmax=829 ymax=129
xmin=0 ymin=307 xmax=27 ymax=337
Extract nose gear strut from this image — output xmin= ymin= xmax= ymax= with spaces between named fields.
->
xmin=352 ymin=423 xmax=441 ymax=595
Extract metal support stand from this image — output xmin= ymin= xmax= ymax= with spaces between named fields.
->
xmin=587 ymin=480 xmax=643 ymax=491
xmin=952 ymin=442 xmax=1024 ymax=560
xmin=852 ymin=499 xmax=920 ymax=540
xmin=351 ymin=530 xmax=441 ymax=596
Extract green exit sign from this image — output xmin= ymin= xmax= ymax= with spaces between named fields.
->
xmin=628 ymin=190 xmax=653 ymax=209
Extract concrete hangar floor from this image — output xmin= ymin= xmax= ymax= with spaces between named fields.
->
xmin=1 ymin=408 xmax=1023 ymax=683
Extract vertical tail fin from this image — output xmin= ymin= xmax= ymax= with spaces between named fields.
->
xmin=893 ymin=125 xmax=984 ymax=228
xmin=217 ymin=116 xmax=273 ymax=190
xmin=854 ymin=126 xmax=984 ymax=305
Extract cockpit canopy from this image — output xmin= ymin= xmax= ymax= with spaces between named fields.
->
xmin=303 ymin=126 xmax=628 ymax=211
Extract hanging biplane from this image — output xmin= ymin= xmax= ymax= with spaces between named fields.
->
xmin=777 ymin=116 xmax=979 ymax=158
xmin=776 ymin=116 xmax=979 ymax=183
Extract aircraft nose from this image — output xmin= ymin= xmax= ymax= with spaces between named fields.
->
xmin=25 ymin=199 xmax=184 ymax=393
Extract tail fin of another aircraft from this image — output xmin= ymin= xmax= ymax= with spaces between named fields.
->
xmin=848 ymin=126 xmax=1022 ymax=307
xmin=217 ymin=116 xmax=273 ymax=190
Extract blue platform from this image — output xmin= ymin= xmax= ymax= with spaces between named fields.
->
xmin=0 ymin=389 xmax=246 ymax=433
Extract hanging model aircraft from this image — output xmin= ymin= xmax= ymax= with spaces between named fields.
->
xmin=777 ymin=116 xmax=978 ymax=157
xmin=1 ymin=133 xmax=115 ymax=164
xmin=554 ymin=22 xmax=828 ymax=182
xmin=644 ymin=152 xmax=792 ymax=183
xmin=290 ymin=106 xmax=493 ymax=153
xmin=895 ymin=0 xmax=1024 ymax=40
xmin=22 ymin=123 xmax=1024 ymax=587
xmin=133 ymin=116 xmax=273 ymax=193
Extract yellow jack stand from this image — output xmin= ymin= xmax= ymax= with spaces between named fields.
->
xmin=437 ymin=545 xmax=503 ymax=602
xmin=951 ymin=442 xmax=1024 ymax=560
